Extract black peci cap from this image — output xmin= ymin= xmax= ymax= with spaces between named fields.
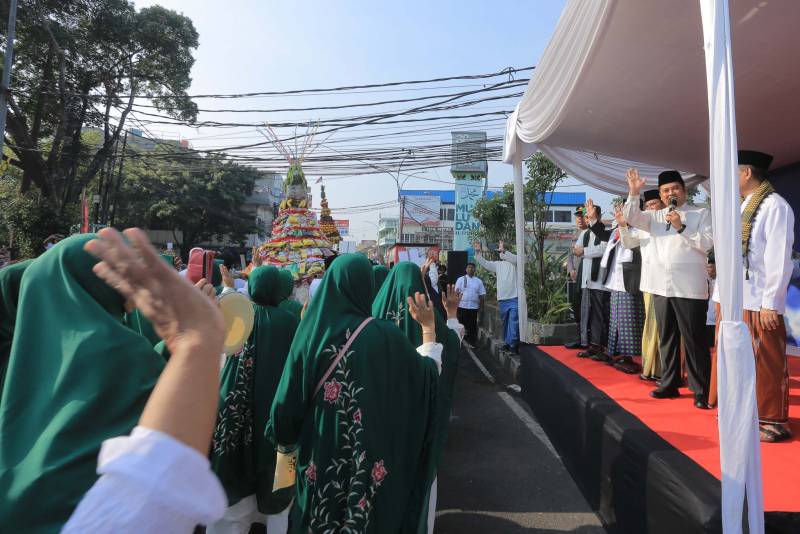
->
xmin=658 ymin=170 xmax=685 ymax=188
xmin=643 ymin=189 xmax=661 ymax=203
xmin=738 ymin=150 xmax=773 ymax=172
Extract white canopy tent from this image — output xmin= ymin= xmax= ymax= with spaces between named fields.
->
xmin=504 ymin=1 xmax=800 ymax=532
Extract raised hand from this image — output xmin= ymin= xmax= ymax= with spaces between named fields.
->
xmin=220 ymin=264 xmax=235 ymax=289
xmin=585 ymin=198 xmax=596 ymax=222
xmin=84 ymin=228 xmax=224 ymax=357
xmin=613 ymin=205 xmax=627 ymax=227
xmin=407 ymin=291 xmax=435 ymax=332
xmin=444 ymin=283 xmax=462 ymax=320
xmin=498 ymin=240 xmax=505 ymax=253
xmin=626 ymin=168 xmax=646 ymax=195
xmin=472 ymin=240 xmax=482 ymax=253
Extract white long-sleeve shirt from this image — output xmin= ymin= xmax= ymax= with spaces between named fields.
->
xmin=712 ymin=192 xmax=795 ymax=313
xmin=475 ymin=250 xmax=518 ymax=301
xmin=601 ymin=228 xmax=636 ymax=293
xmin=62 ymin=427 xmax=227 ymax=533
xmin=623 ymin=194 xmax=713 ymax=299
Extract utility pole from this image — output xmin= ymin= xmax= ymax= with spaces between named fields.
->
xmin=109 ymin=130 xmax=128 ymax=226
xmin=0 ymin=0 xmax=19 ymax=157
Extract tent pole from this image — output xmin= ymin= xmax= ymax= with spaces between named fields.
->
xmin=512 ymin=139 xmax=528 ymax=343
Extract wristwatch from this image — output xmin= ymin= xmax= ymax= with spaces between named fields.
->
xmin=677 ymin=224 xmax=687 ymax=234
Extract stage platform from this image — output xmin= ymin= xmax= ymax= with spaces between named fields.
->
xmin=518 ymin=345 xmax=800 ymax=534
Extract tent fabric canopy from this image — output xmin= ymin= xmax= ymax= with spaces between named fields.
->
xmin=504 ymin=0 xmax=800 ymax=193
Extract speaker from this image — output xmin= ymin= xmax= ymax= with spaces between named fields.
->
xmin=447 ymin=250 xmax=468 ymax=282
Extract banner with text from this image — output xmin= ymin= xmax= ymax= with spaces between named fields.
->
xmin=454 ymin=178 xmax=484 ymax=252
xmin=334 ymin=219 xmax=349 ymax=237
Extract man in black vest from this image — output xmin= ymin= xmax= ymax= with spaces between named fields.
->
xmin=565 ymin=207 xmax=589 ymax=349
xmin=573 ymin=203 xmax=610 ymax=359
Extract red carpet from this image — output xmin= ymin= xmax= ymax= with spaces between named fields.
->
xmin=538 ymin=346 xmax=800 ymax=512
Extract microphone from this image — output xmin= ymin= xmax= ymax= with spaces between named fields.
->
xmin=665 ymin=197 xmax=678 ymax=231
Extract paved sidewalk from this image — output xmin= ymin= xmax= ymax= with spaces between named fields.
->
xmin=433 ymin=347 xmax=605 ymax=533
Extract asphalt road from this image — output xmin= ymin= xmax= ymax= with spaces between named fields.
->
xmin=433 ymin=348 xmax=606 ymax=534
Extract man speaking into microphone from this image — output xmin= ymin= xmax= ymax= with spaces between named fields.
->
xmin=623 ymin=169 xmax=714 ymax=409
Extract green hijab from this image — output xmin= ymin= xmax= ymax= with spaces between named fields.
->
xmin=371 ymin=261 xmax=462 ymax=534
xmin=372 ymin=265 xmax=390 ymax=295
xmin=212 ymin=266 xmax=299 ymax=513
xmin=266 ymin=254 xmax=440 ymax=533
xmin=277 ymin=269 xmax=302 ymax=321
xmin=0 ymin=260 xmax=33 ymax=391
xmin=0 ymin=235 xmax=166 ymax=533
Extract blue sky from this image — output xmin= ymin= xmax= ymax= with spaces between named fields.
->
xmin=131 ymin=0 xmax=615 ymax=240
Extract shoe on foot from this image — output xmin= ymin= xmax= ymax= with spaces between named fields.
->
xmin=650 ymin=387 xmax=680 ymax=399
xmin=694 ymin=395 xmax=711 ymax=409
xmin=577 ymin=349 xmax=595 ymax=358
xmin=564 ymin=341 xmax=582 ymax=349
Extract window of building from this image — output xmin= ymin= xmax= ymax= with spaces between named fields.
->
xmin=553 ymin=209 xmax=572 ymax=223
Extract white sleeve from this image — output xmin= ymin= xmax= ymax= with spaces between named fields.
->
xmin=583 ymin=241 xmax=607 ymax=258
xmin=619 ymin=226 xmax=641 ymax=249
xmin=761 ymin=202 xmax=795 ymax=310
xmin=474 ymin=253 xmax=496 ymax=273
xmin=478 ymin=279 xmax=487 ymax=296
xmin=680 ymin=207 xmax=714 ymax=254
xmin=219 ymin=286 xmax=237 ymax=297
xmin=446 ymin=318 xmax=466 ymax=345
xmin=63 ymin=427 xmax=226 ymax=534
xmin=417 ymin=342 xmax=443 ymax=374
xmin=623 ymin=194 xmax=652 ymax=232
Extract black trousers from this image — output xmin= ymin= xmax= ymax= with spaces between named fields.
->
xmin=568 ymin=280 xmax=581 ymax=324
xmin=652 ymin=295 xmax=711 ymax=398
xmin=457 ymin=307 xmax=479 ymax=344
xmin=588 ymin=289 xmax=610 ymax=349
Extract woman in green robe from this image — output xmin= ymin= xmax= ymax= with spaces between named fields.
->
xmin=372 ymin=264 xmax=390 ymax=296
xmin=210 ymin=265 xmax=299 ymax=533
xmin=0 ymin=260 xmax=32 ymax=390
xmin=371 ymin=262 xmax=462 ymax=534
xmin=277 ymin=269 xmax=303 ymax=321
xmin=265 ymin=254 xmax=442 ymax=534
xmin=0 ymin=235 xmax=165 ymax=533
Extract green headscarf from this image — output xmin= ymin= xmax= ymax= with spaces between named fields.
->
xmin=266 ymin=254 xmax=440 ymax=533
xmin=0 ymin=235 xmax=165 ymax=533
xmin=212 ymin=266 xmax=299 ymax=513
xmin=277 ymin=269 xmax=303 ymax=321
xmin=372 ymin=264 xmax=390 ymax=295
xmin=371 ymin=261 xmax=461 ymax=534
xmin=0 ymin=260 xmax=32 ymax=391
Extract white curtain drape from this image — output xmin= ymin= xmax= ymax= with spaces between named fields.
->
xmin=512 ymin=139 xmax=529 ymax=343
xmin=699 ymin=2 xmax=763 ymax=533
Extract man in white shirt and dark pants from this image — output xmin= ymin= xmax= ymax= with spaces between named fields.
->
xmin=455 ymin=262 xmax=487 ymax=346
xmin=474 ymin=240 xmax=519 ymax=353
xmin=712 ymin=150 xmax=795 ymax=441
xmin=573 ymin=204 xmax=610 ymax=360
xmin=623 ymin=169 xmax=714 ymax=409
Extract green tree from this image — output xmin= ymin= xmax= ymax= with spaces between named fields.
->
xmin=113 ymin=150 xmax=259 ymax=258
xmin=1 ymin=0 xmax=198 ymax=211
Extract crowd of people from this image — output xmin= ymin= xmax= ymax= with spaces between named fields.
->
xmin=0 ymin=228 xmax=467 ymax=533
xmin=564 ymin=150 xmax=794 ymax=442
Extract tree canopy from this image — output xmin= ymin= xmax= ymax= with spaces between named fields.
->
xmin=0 ymin=0 xmax=198 ymax=208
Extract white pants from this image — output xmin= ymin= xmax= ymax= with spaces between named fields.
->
xmin=206 ymin=495 xmax=290 ymax=534
xmin=427 ymin=477 xmax=437 ymax=534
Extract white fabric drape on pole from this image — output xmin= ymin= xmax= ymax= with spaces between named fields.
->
xmin=512 ymin=139 xmax=529 ymax=343
xmin=699 ymin=2 xmax=763 ymax=533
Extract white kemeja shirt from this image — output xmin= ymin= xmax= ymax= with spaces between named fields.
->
xmin=428 ymin=264 xmax=440 ymax=294
xmin=475 ymin=251 xmax=518 ymax=301
xmin=601 ymin=228 xmax=636 ymax=293
xmin=711 ymin=192 xmax=795 ymax=313
xmin=63 ymin=426 xmax=227 ymax=533
xmin=576 ymin=228 xmax=608 ymax=291
xmin=455 ymin=275 xmax=486 ymax=310
xmin=623 ymin=194 xmax=713 ymax=299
